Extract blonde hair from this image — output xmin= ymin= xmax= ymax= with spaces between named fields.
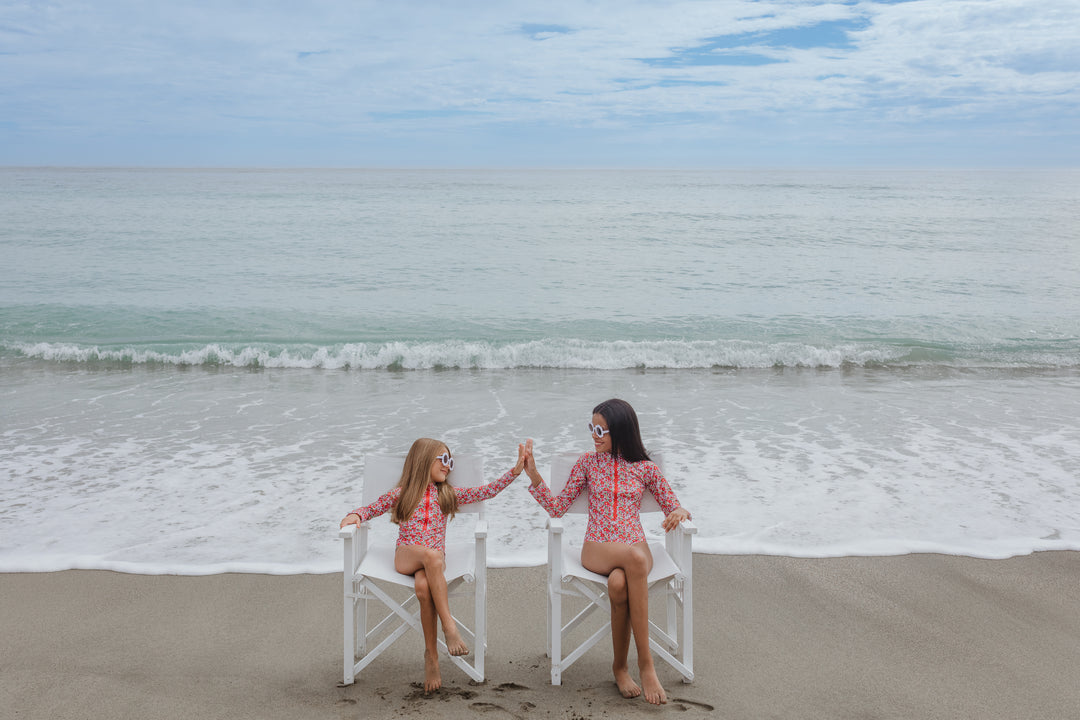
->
xmin=391 ymin=437 xmax=459 ymax=524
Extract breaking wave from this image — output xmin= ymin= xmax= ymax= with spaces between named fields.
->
xmin=7 ymin=337 xmax=1077 ymax=370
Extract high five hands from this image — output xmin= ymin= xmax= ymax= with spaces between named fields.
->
xmin=514 ymin=441 xmax=528 ymax=477
xmin=517 ymin=439 xmax=543 ymax=486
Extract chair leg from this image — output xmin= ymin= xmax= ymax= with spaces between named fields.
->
xmin=681 ymin=571 xmax=693 ymax=682
xmin=547 ymin=523 xmax=564 ymax=685
xmin=475 ymin=539 xmax=487 ymax=681
xmin=545 ymin=565 xmax=552 ymax=660
xmin=342 ymin=533 xmax=356 ymax=686
xmin=343 ymin=595 xmax=355 ymax=685
xmin=550 ymin=573 xmax=562 ymax=685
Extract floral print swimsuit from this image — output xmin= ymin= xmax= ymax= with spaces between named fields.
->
xmin=352 ymin=470 xmax=516 ymax=551
xmin=529 ymin=452 xmax=683 ymax=544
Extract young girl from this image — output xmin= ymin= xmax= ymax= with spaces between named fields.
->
xmin=523 ymin=399 xmax=691 ymax=705
xmin=339 ymin=438 xmax=525 ymax=692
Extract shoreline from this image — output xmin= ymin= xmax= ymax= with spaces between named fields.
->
xmin=9 ymin=540 xmax=1080 ymax=576
xmin=2 ymin=552 xmax=1079 ymax=719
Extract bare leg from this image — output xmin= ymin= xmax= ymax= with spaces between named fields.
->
xmin=607 ymin=568 xmax=641 ymax=698
xmin=413 ymin=570 xmax=441 ymax=692
xmin=396 ymin=545 xmax=469 ymax=656
xmin=582 ymin=541 xmax=667 ymax=705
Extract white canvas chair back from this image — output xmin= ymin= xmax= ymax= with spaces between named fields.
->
xmin=545 ymin=451 xmax=696 ymax=686
xmin=339 ymin=453 xmax=489 ymax=685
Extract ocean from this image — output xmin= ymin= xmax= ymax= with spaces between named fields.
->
xmin=2 ymin=167 xmax=1078 ymax=574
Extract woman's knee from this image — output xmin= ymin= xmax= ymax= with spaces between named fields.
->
xmin=608 ymin=569 xmax=629 ymax=603
xmin=625 ymin=546 xmax=650 ymax=577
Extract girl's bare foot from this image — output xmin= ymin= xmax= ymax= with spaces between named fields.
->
xmin=640 ymin=664 xmax=666 ymax=705
xmin=444 ymin=628 xmax=469 ymax=656
xmin=613 ymin=664 xmax=642 ymax=698
xmin=424 ymin=651 xmax=442 ymax=692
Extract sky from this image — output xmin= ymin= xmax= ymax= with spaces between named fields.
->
xmin=2 ymin=0 xmax=1079 ymax=168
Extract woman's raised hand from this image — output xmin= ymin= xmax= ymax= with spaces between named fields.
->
xmin=522 ymin=439 xmax=544 ymax=486
xmin=661 ymin=507 xmax=691 ymax=533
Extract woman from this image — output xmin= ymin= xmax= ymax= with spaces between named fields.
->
xmin=523 ymin=399 xmax=691 ymax=705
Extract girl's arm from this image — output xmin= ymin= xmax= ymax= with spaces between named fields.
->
xmin=339 ymin=487 xmax=401 ymax=528
xmin=454 ymin=469 xmax=517 ymax=504
xmin=453 ymin=442 xmax=528 ymax=504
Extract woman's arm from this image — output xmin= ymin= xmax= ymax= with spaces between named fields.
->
xmin=528 ymin=450 xmax=587 ymax=519
xmin=643 ymin=463 xmax=692 ymax=532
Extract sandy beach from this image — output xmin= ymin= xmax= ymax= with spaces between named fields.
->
xmin=2 ymin=552 xmax=1078 ymax=719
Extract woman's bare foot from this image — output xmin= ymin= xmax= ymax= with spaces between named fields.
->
xmin=424 ymin=651 xmax=442 ymax=692
xmin=613 ymin=664 xmax=642 ymax=698
xmin=444 ymin=628 xmax=469 ymax=657
xmin=639 ymin=664 xmax=667 ymax=705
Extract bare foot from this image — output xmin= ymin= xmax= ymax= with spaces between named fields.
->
xmin=640 ymin=665 xmax=666 ymax=705
xmin=424 ymin=651 xmax=442 ymax=692
xmin=613 ymin=665 xmax=641 ymax=698
xmin=444 ymin=628 xmax=469 ymax=657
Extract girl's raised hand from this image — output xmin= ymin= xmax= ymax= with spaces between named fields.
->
xmin=339 ymin=512 xmax=361 ymax=529
xmin=514 ymin=442 xmax=528 ymax=476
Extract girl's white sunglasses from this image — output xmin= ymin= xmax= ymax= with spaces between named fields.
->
xmin=588 ymin=422 xmax=610 ymax=439
xmin=435 ymin=452 xmax=454 ymax=471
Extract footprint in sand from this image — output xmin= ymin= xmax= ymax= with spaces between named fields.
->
xmin=670 ymin=697 xmax=715 ymax=711
xmin=404 ymin=683 xmax=479 ymax=701
xmin=469 ymin=702 xmax=520 ymax=718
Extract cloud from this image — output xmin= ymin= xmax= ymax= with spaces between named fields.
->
xmin=0 ymin=0 xmax=1077 ymax=166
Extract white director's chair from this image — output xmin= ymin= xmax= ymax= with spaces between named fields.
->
xmin=339 ymin=454 xmax=488 ymax=685
xmin=545 ymin=452 xmax=696 ymax=686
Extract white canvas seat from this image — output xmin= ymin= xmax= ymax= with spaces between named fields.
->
xmin=339 ymin=454 xmax=488 ymax=685
xmin=545 ymin=452 xmax=696 ymax=686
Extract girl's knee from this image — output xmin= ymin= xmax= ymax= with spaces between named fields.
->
xmin=422 ymin=548 xmax=444 ymax=569
xmin=414 ymin=572 xmax=431 ymax=600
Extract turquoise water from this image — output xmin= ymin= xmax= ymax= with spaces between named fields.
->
xmin=1 ymin=168 xmax=1078 ymax=572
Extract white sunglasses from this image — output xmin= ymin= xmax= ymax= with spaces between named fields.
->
xmin=588 ymin=422 xmax=610 ymax=439
xmin=435 ymin=452 xmax=455 ymax=471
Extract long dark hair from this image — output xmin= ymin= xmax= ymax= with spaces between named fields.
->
xmin=593 ymin=398 xmax=651 ymax=463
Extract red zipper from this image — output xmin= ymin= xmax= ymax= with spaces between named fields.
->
xmin=424 ymin=485 xmax=431 ymax=528
xmin=611 ymin=457 xmax=619 ymax=522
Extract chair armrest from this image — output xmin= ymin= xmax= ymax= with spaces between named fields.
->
xmin=546 ymin=517 xmax=564 ymax=536
xmin=474 ymin=518 xmax=489 ymax=539
xmin=339 ymin=522 xmax=370 ymax=568
xmin=665 ymin=519 xmax=696 ymax=573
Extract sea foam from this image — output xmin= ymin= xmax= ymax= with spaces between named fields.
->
xmin=8 ymin=337 xmax=1077 ymax=370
